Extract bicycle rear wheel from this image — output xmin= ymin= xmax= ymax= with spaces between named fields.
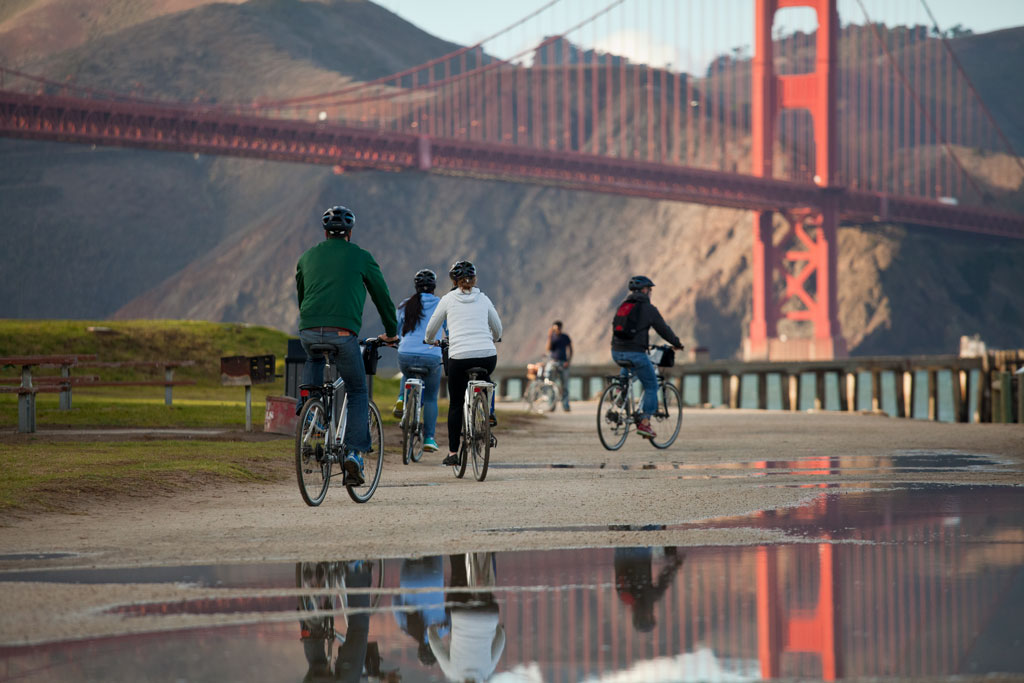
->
xmin=296 ymin=399 xmax=331 ymax=506
xmin=470 ymin=392 xmax=491 ymax=481
xmin=649 ymin=383 xmax=683 ymax=449
xmin=401 ymin=391 xmax=418 ymax=466
xmin=406 ymin=391 xmax=424 ymax=464
xmin=347 ymin=402 xmax=384 ymax=503
xmin=597 ymin=383 xmax=630 ymax=451
xmin=453 ymin=434 xmax=468 ymax=479
xmin=537 ymin=383 xmax=558 ymax=413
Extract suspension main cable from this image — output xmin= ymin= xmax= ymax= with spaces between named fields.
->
xmin=918 ymin=0 xmax=1024 ymax=175
xmin=853 ymin=0 xmax=985 ymax=201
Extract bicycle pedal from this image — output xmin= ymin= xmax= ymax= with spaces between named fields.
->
xmin=489 ymin=434 xmax=498 ymax=448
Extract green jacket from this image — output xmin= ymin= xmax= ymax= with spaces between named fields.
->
xmin=295 ymin=238 xmax=398 ymax=336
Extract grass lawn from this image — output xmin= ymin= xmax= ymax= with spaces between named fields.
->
xmin=0 ymin=438 xmax=293 ymax=514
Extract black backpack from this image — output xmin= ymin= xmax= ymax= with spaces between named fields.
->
xmin=612 ymin=299 xmax=643 ymax=340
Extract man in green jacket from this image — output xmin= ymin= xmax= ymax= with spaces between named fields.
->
xmin=296 ymin=205 xmax=398 ymax=487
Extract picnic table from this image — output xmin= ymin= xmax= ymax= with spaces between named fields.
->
xmin=1 ymin=355 xmax=196 ymax=433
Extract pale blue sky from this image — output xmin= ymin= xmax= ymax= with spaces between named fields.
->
xmin=375 ymin=0 xmax=1024 ymax=72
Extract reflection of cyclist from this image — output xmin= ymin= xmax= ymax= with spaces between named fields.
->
xmin=424 ymin=261 xmax=502 ymax=467
xmin=297 ymin=560 xmax=373 ymax=683
xmin=296 ymin=206 xmax=399 ymax=486
xmin=428 ymin=552 xmax=505 ymax=682
xmin=393 ymin=268 xmax=444 ymax=455
xmin=393 ymin=555 xmax=449 ymax=666
xmin=614 ymin=546 xmax=684 ymax=632
xmin=610 ymin=275 xmax=683 ymax=441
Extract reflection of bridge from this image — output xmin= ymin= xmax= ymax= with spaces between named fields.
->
xmin=0 ymin=482 xmax=1019 ymax=679
xmin=3 ymin=0 xmax=1024 ymax=358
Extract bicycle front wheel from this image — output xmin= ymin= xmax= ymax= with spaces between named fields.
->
xmin=537 ymin=383 xmax=558 ymax=413
xmin=296 ymin=399 xmax=331 ymax=506
xmin=597 ymin=383 xmax=630 ymax=451
xmin=649 ymin=383 xmax=683 ymax=449
xmin=470 ymin=392 xmax=491 ymax=481
xmin=347 ymin=402 xmax=384 ymax=503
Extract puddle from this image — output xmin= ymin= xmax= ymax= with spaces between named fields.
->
xmin=1 ymin=484 xmax=1022 ymax=680
xmin=489 ymin=452 xmax=1011 ymax=476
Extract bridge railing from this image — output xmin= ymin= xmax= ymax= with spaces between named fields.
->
xmin=492 ymin=351 xmax=1023 ymax=423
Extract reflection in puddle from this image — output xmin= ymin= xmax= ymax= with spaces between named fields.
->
xmin=1 ymin=485 xmax=1022 ymax=681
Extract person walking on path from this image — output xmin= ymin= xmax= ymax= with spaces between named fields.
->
xmin=424 ymin=260 xmax=502 ymax=467
xmin=295 ymin=205 xmax=398 ymax=486
xmin=393 ymin=268 xmax=444 ymax=454
xmin=610 ymin=275 xmax=684 ymax=441
xmin=546 ymin=320 xmax=574 ymax=411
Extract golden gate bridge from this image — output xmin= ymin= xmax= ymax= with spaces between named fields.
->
xmin=2 ymin=0 xmax=1022 ymax=360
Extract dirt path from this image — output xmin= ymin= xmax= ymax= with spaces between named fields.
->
xmin=0 ymin=405 xmax=1021 ymax=644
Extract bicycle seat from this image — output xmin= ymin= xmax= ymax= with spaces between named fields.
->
xmin=308 ymin=344 xmax=337 ymax=357
xmin=405 ymin=365 xmax=431 ymax=377
xmin=614 ymin=358 xmax=635 ymax=368
xmin=466 ymin=367 xmax=490 ymax=381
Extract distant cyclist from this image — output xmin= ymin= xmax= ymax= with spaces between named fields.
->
xmin=424 ymin=260 xmax=502 ymax=467
xmin=295 ymin=205 xmax=398 ymax=487
xmin=393 ymin=268 xmax=443 ymax=454
xmin=610 ymin=275 xmax=683 ymax=440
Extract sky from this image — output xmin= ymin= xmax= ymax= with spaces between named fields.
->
xmin=374 ymin=0 xmax=1024 ymax=73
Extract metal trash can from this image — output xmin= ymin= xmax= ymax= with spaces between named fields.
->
xmin=284 ymin=338 xmax=305 ymax=399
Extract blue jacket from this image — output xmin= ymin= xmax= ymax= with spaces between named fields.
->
xmin=397 ymin=293 xmax=443 ymax=358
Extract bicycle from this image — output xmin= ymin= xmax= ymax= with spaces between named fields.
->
xmin=597 ymin=344 xmax=683 ymax=450
xmin=295 ymin=338 xmax=390 ymax=505
xmin=399 ymin=365 xmax=432 ymax=465
xmin=523 ymin=359 xmax=561 ymax=414
xmin=439 ymin=339 xmax=497 ymax=482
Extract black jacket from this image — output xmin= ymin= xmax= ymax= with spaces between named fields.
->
xmin=610 ymin=292 xmax=682 ymax=353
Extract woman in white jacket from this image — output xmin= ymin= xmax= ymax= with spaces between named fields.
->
xmin=424 ymin=260 xmax=502 ymax=466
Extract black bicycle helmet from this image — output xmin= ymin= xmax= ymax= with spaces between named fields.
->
xmin=448 ymin=260 xmax=476 ymax=281
xmin=628 ymin=275 xmax=655 ymax=291
xmin=414 ymin=268 xmax=436 ymax=289
xmin=321 ymin=205 xmax=355 ymax=233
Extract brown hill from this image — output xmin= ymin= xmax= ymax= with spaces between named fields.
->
xmin=3 ymin=0 xmax=1023 ymax=362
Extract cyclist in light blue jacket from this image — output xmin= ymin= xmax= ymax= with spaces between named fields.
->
xmin=394 ymin=269 xmax=444 ymax=453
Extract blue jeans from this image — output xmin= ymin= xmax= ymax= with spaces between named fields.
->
xmin=398 ymin=353 xmax=442 ymax=441
xmin=553 ymin=361 xmax=571 ymax=409
xmin=299 ymin=330 xmax=370 ymax=453
xmin=612 ymin=350 xmax=658 ymax=420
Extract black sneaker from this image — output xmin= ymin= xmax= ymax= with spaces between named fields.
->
xmin=442 ymin=453 xmax=460 ymax=466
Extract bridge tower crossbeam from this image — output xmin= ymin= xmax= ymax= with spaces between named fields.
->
xmin=748 ymin=0 xmax=845 ymax=360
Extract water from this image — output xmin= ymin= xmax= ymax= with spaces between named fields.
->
xmin=683 ymin=369 xmax=976 ymax=422
xmin=1 ymin=484 xmax=1021 ymax=681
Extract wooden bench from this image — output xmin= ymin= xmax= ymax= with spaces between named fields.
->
xmin=1 ymin=356 xmax=197 ymax=433
xmin=0 ymin=354 xmax=96 ymax=433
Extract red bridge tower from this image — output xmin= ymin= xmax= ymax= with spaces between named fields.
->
xmin=748 ymin=0 xmax=846 ymax=360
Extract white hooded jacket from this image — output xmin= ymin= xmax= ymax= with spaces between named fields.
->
xmin=424 ymin=287 xmax=502 ymax=360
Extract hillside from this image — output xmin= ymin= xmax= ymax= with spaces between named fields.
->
xmin=2 ymin=0 xmax=1023 ymax=363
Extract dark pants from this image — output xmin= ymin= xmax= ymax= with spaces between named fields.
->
xmin=299 ymin=330 xmax=370 ymax=453
xmin=446 ymin=355 xmax=497 ymax=454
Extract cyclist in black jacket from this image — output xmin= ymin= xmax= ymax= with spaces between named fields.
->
xmin=611 ymin=275 xmax=684 ymax=440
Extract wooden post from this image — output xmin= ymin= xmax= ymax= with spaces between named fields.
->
xmin=870 ymin=370 xmax=882 ymax=412
xmin=780 ymin=373 xmax=791 ymax=410
xmin=729 ymin=374 xmax=740 ymax=409
xmin=164 ymin=367 xmax=175 ymax=407
xmin=903 ymin=371 xmax=914 ymax=419
xmin=245 ymin=385 xmax=253 ymax=432
xmin=893 ymin=370 xmax=906 ymax=418
xmin=1017 ymin=369 xmax=1024 ymax=424
xmin=757 ymin=372 xmax=768 ymax=410
xmin=840 ymin=372 xmax=853 ymax=412
xmin=998 ymin=372 xmax=1013 ymax=424
xmin=951 ymin=370 xmax=966 ymax=423
xmin=928 ymin=369 xmax=939 ymax=421
xmin=980 ymin=354 xmax=992 ymax=423
xmin=789 ymin=373 xmax=800 ymax=411
xmin=814 ymin=371 xmax=825 ymax=410
xmin=59 ymin=363 xmax=72 ymax=410
xmin=18 ymin=365 xmax=36 ymax=433
xmin=699 ymin=373 xmax=710 ymax=407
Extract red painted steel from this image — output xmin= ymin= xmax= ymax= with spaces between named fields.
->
xmin=749 ymin=0 xmax=844 ymax=360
